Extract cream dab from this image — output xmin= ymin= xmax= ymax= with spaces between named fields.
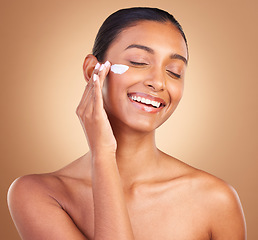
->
xmin=110 ymin=64 xmax=129 ymax=74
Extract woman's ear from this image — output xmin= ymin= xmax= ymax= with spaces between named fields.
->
xmin=83 ymin=54 xmax=99 ymax=82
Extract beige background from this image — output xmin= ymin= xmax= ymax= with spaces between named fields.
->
xmin=1 ymin=0 xmax=257 ymax=239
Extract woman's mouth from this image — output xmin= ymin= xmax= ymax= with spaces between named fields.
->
xmin=127 ymin=92 xmax=166 ymax=112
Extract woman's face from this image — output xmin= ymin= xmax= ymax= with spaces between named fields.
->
xmin=102 ymin=20 xmax=188 ymax=132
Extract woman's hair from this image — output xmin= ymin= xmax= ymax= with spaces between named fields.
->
xmin=92 ymin=7 xmax=188 ymax=62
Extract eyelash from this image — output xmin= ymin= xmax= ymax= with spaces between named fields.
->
xmin=130 ymin=61 xmax=181 ymax=79
xmin=166 ymin=70 xmax=181 ymax=79
xmin=129 ymin=61 xmax=148 ymax=66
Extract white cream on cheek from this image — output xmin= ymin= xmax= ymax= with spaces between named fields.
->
xmin=110 ymin=64 xmax=129 ymax=74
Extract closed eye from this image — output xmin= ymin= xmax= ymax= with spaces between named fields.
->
xmin=130 ymin=61 xmax=181 ymax=78
xmin=129 ymin=61 xmax=148 ymax=66
xmin=166 ymin=70 xmax=181 ymax=79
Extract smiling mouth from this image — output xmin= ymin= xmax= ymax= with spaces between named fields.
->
xmin=127 ymin=93 xmax=166 ymax=109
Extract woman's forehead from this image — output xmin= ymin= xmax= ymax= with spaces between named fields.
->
xmin=108 ymin=21 xmax=188 ymax=58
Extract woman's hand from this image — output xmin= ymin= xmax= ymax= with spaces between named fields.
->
xmin=76 ymin=61 xmax=117 ymax=157
xmin=76 ymin=61 xmax=134 ymax=240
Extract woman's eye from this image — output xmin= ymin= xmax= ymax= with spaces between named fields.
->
xmin=129 ymin=61 xmax=148 ymax=66
xmin=166 ymin=70 xmax=181 ymax=79
xmin=129 ymin=61 xmax=181 ymax=78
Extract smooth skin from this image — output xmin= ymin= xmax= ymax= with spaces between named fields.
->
xmin=8 ymin=21 xmax=246 ymax=240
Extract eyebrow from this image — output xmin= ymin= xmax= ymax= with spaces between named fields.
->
xmin=124 ymin=44 xmax=188 ymax=65
xmin=170 ymin=53 xmax=188 ymax=65
xmin=125 ymin=44 xmax=154 ymax=54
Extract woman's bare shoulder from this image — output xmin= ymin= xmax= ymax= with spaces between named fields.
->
xmin=7 ymin=173 xmax=65 ymax=221
xmin=193 ymin=170 xmax=246 ymax=238
xmin=161 ymin=152 xmax=246 ymax=237
xmin=181 ymin=164 xmax=242 ymax=208
xmin=161 ymin=152 xmax=243 ymax=211
xmin=8 ymin=154 xmax=90 ymax=200
xmin=161 ymin=151 xmax=240 ymax=197
xmin=163 ymin=153 xmax=246 ymax=239
xmin=7 ymin=156 xmax=91 ymax=240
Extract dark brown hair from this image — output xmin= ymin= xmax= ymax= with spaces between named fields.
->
xmin=92 ymin=7 xmax=188 ymax=62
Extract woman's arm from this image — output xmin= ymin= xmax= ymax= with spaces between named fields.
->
xmin=8 ymin=60 xmax=134 ymax=240
xmin=91 ymin=153 xmax=134 ymax=239
xmin=76 ymin=60 xmax=134 ymax=239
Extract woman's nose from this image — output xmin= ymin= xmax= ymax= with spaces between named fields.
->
xmin=143 ymin=67 xmax=165 ymax=91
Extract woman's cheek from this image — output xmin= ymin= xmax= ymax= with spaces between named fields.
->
xmin=103 ymin=64 xmax=130 ymax=96
xmin=167 ymin=80 xmax=184 ymax=103
xmin=102 ymin=69 xmax=129 ymax=109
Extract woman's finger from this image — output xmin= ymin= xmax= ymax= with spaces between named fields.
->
xmin=78 ymin=62 xmax=101 ymax=107
xmin=98 ymin=61 xmax=111 ymax=89
xmin=92 ymin=74 xmax=103 ymax=114
xmin=76 ymin=62 xmax=101 ymax=117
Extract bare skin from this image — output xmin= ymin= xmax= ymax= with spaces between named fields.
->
xmin=8 ymin=21 xmax=246 ymax=240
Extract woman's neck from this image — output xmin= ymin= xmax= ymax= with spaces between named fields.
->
xmin=112 ymin=126 xmax=161 ymax=187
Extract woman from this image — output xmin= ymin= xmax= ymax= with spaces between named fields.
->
xmin=8 ymin=7 xmax=246 ymax=240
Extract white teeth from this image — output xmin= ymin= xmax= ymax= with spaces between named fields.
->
xmin=146 ymin=99 xmax=151 ymax=104
xmin=129 ymin=95 xmax=162 ymax=108
xmin=141 ymin=98 xmax=146 ymax=104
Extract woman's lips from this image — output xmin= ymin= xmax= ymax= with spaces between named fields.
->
xmin=127 ymin=92 xmax=166 ymax=113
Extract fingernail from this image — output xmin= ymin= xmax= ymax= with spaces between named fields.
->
xmin=94 ymin=62 xmax=100 ymax=70
xmin=93 ymin=74 xmax=98 ymax=81
xmin=99 ymin=64 xmax=105 ymax=71
xmin=104 ymin=61 xmax=110 ymax=67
